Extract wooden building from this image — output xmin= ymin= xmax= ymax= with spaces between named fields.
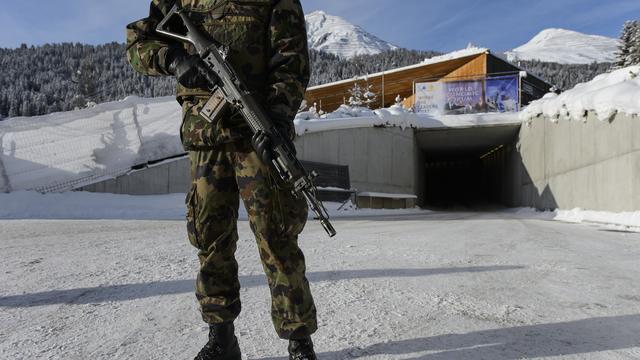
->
xmin=304 ymin=49 xmax=552 ymax=113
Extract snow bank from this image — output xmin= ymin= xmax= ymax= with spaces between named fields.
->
xmin=0 ymin=191 xmax=188 ymax=220
xmin=511 ymin=207 xmax=640 ymax=232
xmin=3 ymin=192 xmax=638 ymax=232
xmin=0 ymin=191 xmax=426 ymax=221
xmin=0 ymin=96 xmax=183 ymax=193
xmin=294 ymin=109 xmax=520 ymax=136
xmin=521 ymin=66 xmax=640 ymax=123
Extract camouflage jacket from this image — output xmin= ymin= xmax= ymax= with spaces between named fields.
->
xmin=126 ymin=0 xmax=310 ymax=150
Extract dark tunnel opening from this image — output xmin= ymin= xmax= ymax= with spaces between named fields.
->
xmin=416 ymin=125 xmax=520 ymax=210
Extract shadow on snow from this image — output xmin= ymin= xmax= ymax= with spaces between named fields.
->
xmin=0 ymin=265 xmax=523 ymax=307
xmin=257 ymin=314 xmax=640 ymax=360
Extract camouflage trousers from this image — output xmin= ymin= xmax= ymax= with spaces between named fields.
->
xmin=185 ymin=141 xmax=317 ymax=339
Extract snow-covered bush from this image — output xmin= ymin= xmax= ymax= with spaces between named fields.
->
xmin=348 ymin=78 xmax=378 ymax=109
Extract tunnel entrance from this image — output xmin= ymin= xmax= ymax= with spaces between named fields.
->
xmin=416 ymin=125 xmax=520 ymax=210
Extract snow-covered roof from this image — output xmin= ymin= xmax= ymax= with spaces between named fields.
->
xmin=521 ymin=65 xmax=640 ymax=123
xmin=307 ymin=47 xmax=490 ymax=91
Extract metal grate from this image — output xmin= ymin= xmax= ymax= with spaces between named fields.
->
xmin=300 ymin=161 xmax=350 ymax=190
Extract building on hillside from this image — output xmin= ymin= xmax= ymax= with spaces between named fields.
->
xmin=304 ymin=48 xmax=553 ymax=115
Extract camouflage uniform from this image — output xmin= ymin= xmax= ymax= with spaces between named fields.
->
xmin=126 ymin=0 xmax=317 ymax=339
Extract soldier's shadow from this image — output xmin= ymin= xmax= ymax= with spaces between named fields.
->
xmin=0 ymin=265 xmax=523 ymax=307
xmin=256 ymin=314 xmax=640 ymax=360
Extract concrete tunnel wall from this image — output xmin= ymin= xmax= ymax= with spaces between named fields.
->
xmin=509 ymin=112 xmax=640 ymax=212
xmin=81 ymin=127 xmax=418 ymax=197
xmin=293 ymin=127 xmax=416 ymax=195
xmin=81 ymin=112 xmax=640 ymax=213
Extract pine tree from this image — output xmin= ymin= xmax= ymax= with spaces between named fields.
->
xmin=617 ymin=21 xmax=634 ymax=68
xmin=628 ymin=21 xmax=640 ymax=66
xmin=348 ymin=81 xmax=364 ymax=107
xmin=617 ymin=20 xmax=640 ymax=67
xmin=362 ymin=80 xmax=377 ymax=109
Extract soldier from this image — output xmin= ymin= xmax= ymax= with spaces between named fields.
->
xmin=125 ymin=1 xmax=318 ymax=359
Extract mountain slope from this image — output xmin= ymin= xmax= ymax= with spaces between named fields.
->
xmin=506 ymin=28 xmax=619 ymax=64
xmin=305 ymin=10 xmax=398 ymax=59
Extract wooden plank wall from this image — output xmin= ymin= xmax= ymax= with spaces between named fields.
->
xmin=442 ymin=53 xmax=487 ymax=80
xmin=402 ymin=54 xmax=488 ymax=108
xmin=305 ymin=54 xmax=487 ymax=113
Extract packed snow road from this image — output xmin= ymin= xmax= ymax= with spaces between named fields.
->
xmin=1 ymin=212 xmax=639 ymax=359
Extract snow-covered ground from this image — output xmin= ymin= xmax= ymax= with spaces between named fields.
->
xmin=2 ymin=191 xmax=640 ymax=232
xmin=1 ymin=209 xmax=640 ymax=359
xmin=0 ymin=191 xmax=426 ymax=221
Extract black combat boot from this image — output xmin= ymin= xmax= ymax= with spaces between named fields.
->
xmin=194 ymin=322 xmax=241 ymax=360
xmin=288 ymin=337 xmax=317 ymax=360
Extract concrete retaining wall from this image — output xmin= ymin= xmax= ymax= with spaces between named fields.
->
xmin=81 ymin=158 xmax=190 ymax=195
xmin=294 ymin=127 xmax=416 ymax=195
xmin=81 ymin=127 xmax=417 ymax=196
xmin=511 ymin=112 xmax=640 ymax=212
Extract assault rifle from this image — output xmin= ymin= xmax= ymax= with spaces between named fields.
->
xmin=156 ymin=4 xmax=336 ymax=237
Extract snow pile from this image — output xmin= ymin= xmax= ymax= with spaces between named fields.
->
xmin=511 ymin=207 xmax=640 ymax=232
xmin=0 ymin=191 xmax=425 ymax=220
xmin=555 ymin=208 xmax=640 ymax=231
xmin=520 ymin=66 xmax=640 ymax=123
xmin=0 ymin=96 xmax=182 ymax=193
xmin=321 ymin=104 xmax=375 ymax=119
xmin=305 ymin=10 xmax=398 ymax=59
xmin=294 ymin=109 xmax=520 ymax=136
xmin=506 ymin=28 xmax=619 ymax=64
xmin=0 ymin=191 xmax=188 ymax=220
xmin=3 ymin=191 xmax=639 ymax=232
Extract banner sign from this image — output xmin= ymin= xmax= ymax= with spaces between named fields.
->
xmin=485 ymin=75 xmax=519 ymax=113
xmin=415 ymin=75 xmax=520 ymax=115
xmin=442 ymin=80 xmax=484 ymax=115
xmin=415 ymin=80 xmax=484 ymax=115
xmin=414 ymin=82 xmax=444 ymax=114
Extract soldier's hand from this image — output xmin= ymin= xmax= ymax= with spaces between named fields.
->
xmin=251 ymin=130 xmax=273 ymax=165
xmin=166 ymin=47 xmax=219 ymax=89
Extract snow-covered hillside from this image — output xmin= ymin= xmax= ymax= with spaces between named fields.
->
xmin=0 ymin=96 xmax=182 ymax=193
xmin=305 ymin=10 xmax=398 ymax=58
xmin=507 ymin=28 xmax=619 ymax=64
